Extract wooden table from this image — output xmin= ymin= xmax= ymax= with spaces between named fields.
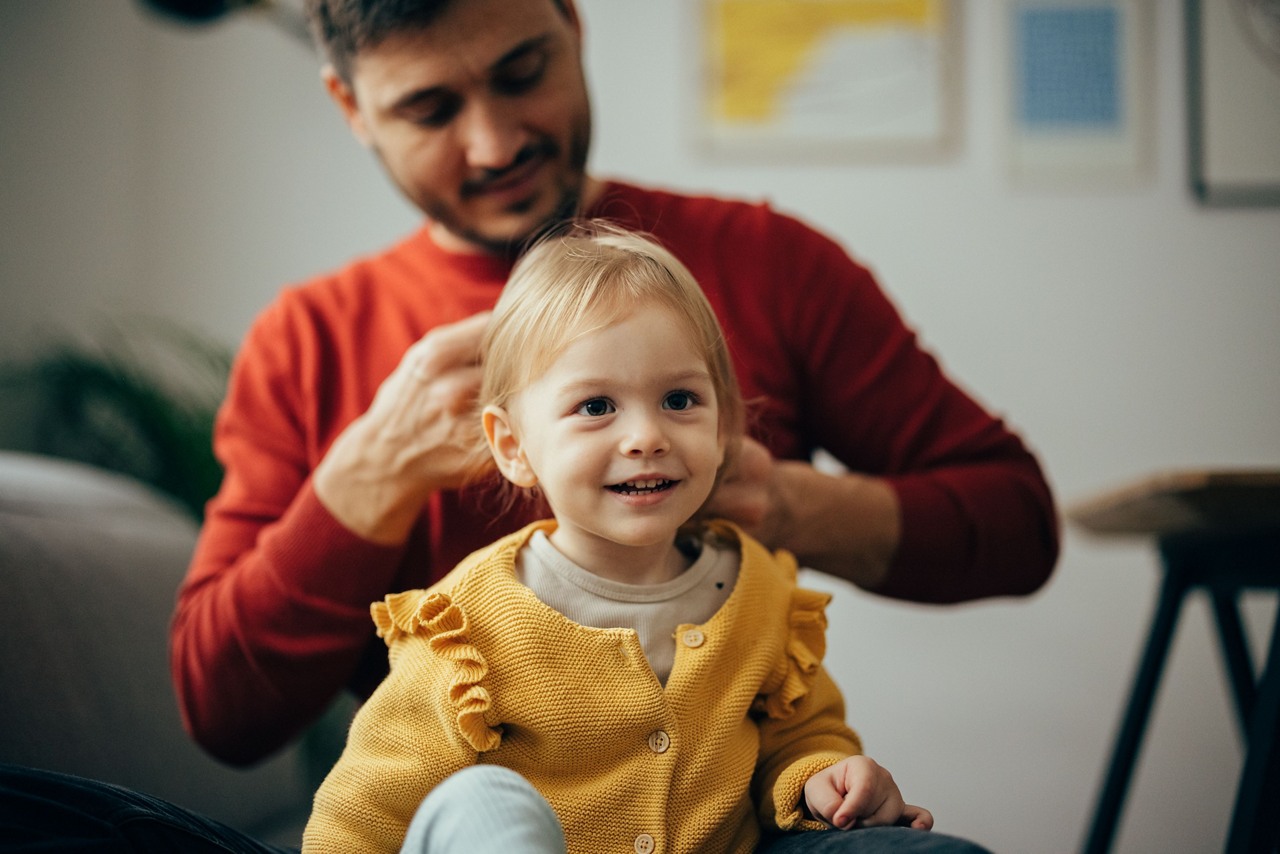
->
xmin=1069 ymin=471 xmax=1280 ymax=854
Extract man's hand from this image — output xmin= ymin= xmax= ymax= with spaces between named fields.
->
xmin=313 ymin=312 xmax=490 ymax=545
xmin=702 ymin=437 xmax=900 ymax=591
xmin=803 ymin=756 xmax=933 ymax=831
xmin=702 ymin=436 xmax=791 ymax=542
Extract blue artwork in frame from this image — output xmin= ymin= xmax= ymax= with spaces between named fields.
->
xmin=1015 ymin=5 xmax=1124 ymax=132
xmin=1005 ymin=0 xmax=1153 ymax=186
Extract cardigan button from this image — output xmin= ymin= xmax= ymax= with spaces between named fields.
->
xmin=682 ymin=629 xmax=705 ymax=648
xmin=647 ymin=730 xmax=670 ymax=753
xmin=634 ymin=833 xmax=655 ymax=854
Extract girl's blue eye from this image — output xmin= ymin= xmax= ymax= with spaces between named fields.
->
xmin=576 ymin=398 xmax=615 ymax=417
xmin=663 ymin=391 xmax=696 ymax=411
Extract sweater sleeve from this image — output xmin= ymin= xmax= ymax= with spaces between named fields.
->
xmin=170 ymin=300 xmax=407 ymax=766
xmin=302 ymin=631 xmax=481 ymax=854
xmin=767 ymin=212 xmax=1059 ymax=603
xmin=754 ymin=666 xmax=862 ymax=832
xmin=751 ymin=580 xmax=861 ymax=831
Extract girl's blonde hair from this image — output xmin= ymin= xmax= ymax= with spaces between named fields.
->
xmin=471 ymin=222 xmax=744 ymax=482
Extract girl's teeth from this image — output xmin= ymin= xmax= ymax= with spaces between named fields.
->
xmin=615 ymin=479 xmax=670 ymax=491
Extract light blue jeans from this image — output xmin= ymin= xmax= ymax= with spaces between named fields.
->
xmin=399 ymin=766 xmax=566 ymax=854
xmin=399 ymin=766 xmax=993 ymax=854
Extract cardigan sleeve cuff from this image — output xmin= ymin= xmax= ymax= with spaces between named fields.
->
xmin=766 ymin=751 xmax=850 ymax=832
xmin=257 ymin=478 xmax=409 ymax=607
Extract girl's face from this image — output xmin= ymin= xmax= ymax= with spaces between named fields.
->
xmin=485 ymin=305 xmax=725 ymax=562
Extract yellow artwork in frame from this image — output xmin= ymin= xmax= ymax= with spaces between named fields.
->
xmin=698 ymin=0 xmax=961 ymax=160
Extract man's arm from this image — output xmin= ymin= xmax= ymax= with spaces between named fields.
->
xmin=707 ymin=440 xmax=899 ymax=590
xmin=707 ymin=438 xmax=1056 ymax=602
xmin=171 ymin=306 xmax=487 ymax=765
xmin=707 ymin=210 xmax=1058 ymax=603
xmin=311 ymin=312 xmax=488 ymax=543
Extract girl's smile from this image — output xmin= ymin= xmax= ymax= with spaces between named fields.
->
xmin=606 ymin=476 xmax=678 ymax=498
xmin=485 ymin=305 xmax=726 ymax=584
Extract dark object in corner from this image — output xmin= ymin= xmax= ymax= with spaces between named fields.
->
xmin=136 ymin=0 xmax=313 ymax=47
xmin=142 ymin=0 xmax=241 ymax=22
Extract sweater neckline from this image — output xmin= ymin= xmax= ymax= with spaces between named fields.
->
xmin=400 ymin=180 xmax=642 ymax=287
xmin=523 ymin=529 xmax=730 ymax=604
xmin=461 ymin=519 xmax=761 ymax=649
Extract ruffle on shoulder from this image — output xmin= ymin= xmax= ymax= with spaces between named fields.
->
xmin=370 ymin=590 xmax=501 ymax=752
xmin=754 ymin=586 xmax=832 ymax=720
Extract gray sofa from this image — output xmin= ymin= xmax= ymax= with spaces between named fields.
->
xmin=0 ymin=451 xmax=321 ymax=846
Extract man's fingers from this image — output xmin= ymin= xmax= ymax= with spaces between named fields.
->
xmin=702 ymin=480 xmax=768 ymax=527
xmin=433 ymin=366 xmax=483 ymax=415
xmin=703 ymin=436 xmax=773 ymax=527
xmin=403 ymin=312 xmax=492 ymax=380
xmin=721 ymin=435 xmax=771 ymax=483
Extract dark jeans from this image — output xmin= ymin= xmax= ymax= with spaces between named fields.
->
xmin=758 ymin=828 xmax=993 ymax=854
xmin=0 ymin=764 xmax=992 ymax=854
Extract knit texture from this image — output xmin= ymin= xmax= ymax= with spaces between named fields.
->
xmin=303 ymin=520 xmax=861 ymax=854
xmin=516 ymin=529 xmax=739 ymax=685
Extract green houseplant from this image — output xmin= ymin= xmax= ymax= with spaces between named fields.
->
xmin=0 ymin=323 xmax=233 ymax=520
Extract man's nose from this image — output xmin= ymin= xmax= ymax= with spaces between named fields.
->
xmin=459 ymin=99 xmax=530 ymax=172
xmin=622 ymin=413 xmax=670 ymax=458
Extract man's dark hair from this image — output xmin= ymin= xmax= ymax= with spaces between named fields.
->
xmin=305 ymin=0 xmax=453 ymax=84
xmin=305 ymin=0 xmax=570 ymax=85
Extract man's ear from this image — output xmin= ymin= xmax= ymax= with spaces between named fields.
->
xmin=483 ymin=405 xmax=538 ymax=488
xmin=557 ymin=0 xmax=583 ymax=39
xmin=322 ymin=64 xmax=373 ymax=148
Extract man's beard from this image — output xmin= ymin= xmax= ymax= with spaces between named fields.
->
xmin=388 ymin=121 xmax=591 ymax=260
xmin=435 ymin=180 xmax=583 ymax=259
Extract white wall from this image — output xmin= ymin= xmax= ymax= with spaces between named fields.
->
xmin=3 ymin=2 xmax=1279 ymax=852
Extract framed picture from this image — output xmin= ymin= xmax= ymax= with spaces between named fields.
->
xmin=1003 ymin=0 xmax=1155 ymax=187
xmin=695 ymin=0 xmax=962 ymax=161
xmin=1187 ymin=0 xmax=1280 ymax=206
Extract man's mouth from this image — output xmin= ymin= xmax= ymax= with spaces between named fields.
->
xmin=607 ymin=478 xmax=678 ymax=496
xmin=461 ymin=140 xmax=558 ymax=199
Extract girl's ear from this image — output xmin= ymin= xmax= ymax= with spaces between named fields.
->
xmin=483 ymin=405 xmax=538 ymax=488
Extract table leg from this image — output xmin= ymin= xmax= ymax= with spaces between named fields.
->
xmin=1082 ymin=563 xmax=1189 ymax=854
xmin=1224 ymin=603 xmax=1280 ymax=854
xmin=1210 ymin=587 xmax=1258 ymax=741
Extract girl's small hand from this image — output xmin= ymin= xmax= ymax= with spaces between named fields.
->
xmin=803 ymin=756 xmax=933 ymax=831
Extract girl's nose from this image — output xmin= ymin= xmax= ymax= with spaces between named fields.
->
xmin=622 ymin=414 xmax=669 ymax=457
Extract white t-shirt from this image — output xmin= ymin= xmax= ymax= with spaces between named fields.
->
xmin=515 ymin=529 xmax=739 ymax=685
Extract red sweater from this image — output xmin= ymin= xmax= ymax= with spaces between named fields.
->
xmin=172 ymin=182 xmax=1058 ymax=766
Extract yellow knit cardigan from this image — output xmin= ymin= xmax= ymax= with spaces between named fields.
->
xmin=303 ymin=520 xmax=861 ymax=854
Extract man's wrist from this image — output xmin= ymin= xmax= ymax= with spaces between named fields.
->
xmin=313 ymin=419 xmax=432 ymax=545
xmin=772 ymin=463 xmax=900 ymax=590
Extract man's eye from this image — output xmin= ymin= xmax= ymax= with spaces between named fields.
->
xmin=575 ymin=398 xmax=615 ymax=417
xmin=405 ymin=96 xmax=461 ymax=128
xmin=663 ymin=391 xmax=698 ymax=411
xmin=494 ymin=52 xmax=547 ymax=95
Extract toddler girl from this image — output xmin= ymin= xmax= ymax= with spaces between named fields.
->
xmin=303 ymin=226 xmax=953 ymax=854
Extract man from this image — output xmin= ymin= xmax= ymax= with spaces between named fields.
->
xmin=170 ymin=0 xmax=1059 ymax=769
xmin=0 ymin=1 xmax=1055 ymax=850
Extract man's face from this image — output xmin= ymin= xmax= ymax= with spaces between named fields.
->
xmin=328 ymin=0 xmax=592 ymax=255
